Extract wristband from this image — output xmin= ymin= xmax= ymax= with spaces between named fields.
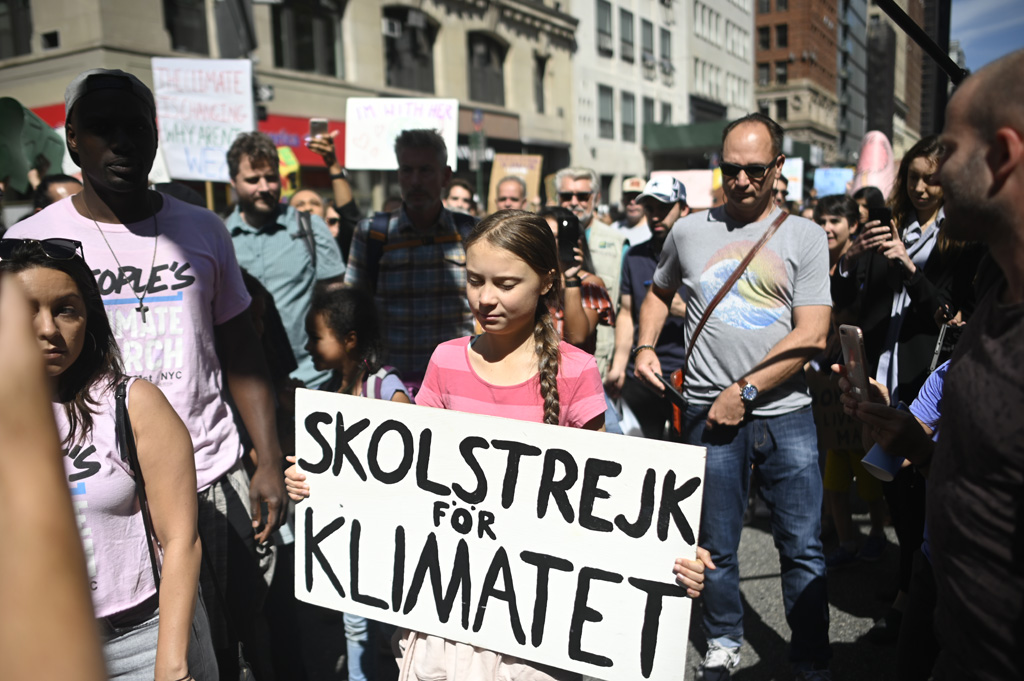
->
xmin=564 ymin=277 xmax=581 ymax=288
xmin=330 ymin=169 xmax=350 ymax=181
xmin=631 ymin=344 xmax=656 ymax=359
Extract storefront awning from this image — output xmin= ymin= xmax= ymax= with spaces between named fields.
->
xmin=643 ymin=120 xmax=729 ymax=153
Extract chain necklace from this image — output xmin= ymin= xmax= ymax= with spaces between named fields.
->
xmin=85 ymin=195 xmax=159 ymax=323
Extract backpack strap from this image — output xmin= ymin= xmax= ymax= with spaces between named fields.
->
xmin=297 ymin=210 xmax=317 ymax=272
xmin=115 ymin=379 xmax=161 ymax=587
xmin=364 ymin=211 xmax=393 ymax=295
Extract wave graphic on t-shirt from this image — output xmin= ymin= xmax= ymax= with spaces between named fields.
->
xmin=700 ymin=242 xmax=788 ymax=330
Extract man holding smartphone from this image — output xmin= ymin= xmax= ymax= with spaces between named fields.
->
xmin=635 ymin=114 xmax=832 ymax=680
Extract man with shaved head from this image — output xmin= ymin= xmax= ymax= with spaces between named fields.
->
xmin=915 ymin=49 xmax=1024 ymax=680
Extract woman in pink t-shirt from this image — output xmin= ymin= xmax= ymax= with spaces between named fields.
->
xmin=0 ymin=238 xmax=215 ymax=681
xmin=286 ymin=211 xmax=713 ymax=680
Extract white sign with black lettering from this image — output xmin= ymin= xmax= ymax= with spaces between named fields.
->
xmin=294 ymin=389 xmax=706 ymax=681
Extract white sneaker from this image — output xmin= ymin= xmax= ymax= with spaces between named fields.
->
xmin=696 ymin=642 xmax=741 ymax=680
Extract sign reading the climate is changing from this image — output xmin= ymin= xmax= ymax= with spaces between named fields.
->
xmin=293 ymin=390 xmax=706 ymax=681
xmin=151 ymin=58 xmax=253 ymax=182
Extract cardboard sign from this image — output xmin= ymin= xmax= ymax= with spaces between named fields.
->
xmin=151 ymin=58 xmax=254 ymax=182
xmin=806 ymin=368 xmax=864 ymax=452
xmin=344 ymin=98 xmax=459 ymax=170
xmin=781 ymin=157 xmax=804 ymax=203
xmin=487 ymin=154 xmax=543 ymax=213
xmin=294 ymin=390 xmax=706 ymax=680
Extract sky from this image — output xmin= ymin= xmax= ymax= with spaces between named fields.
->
xmin=950 ymin=0 xmax=1024 ymax=71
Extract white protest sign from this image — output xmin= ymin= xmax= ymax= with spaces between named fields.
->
xmin=294 ymin=390 xmax=706 ymax=681
xmin=344 ymin=98 xmax=459 ymax=170
xmin=151 ymin=58 xmax=253 ymax=182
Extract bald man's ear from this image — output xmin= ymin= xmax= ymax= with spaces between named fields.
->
xmin=988 ymin=126 xmax=1023 ymax=191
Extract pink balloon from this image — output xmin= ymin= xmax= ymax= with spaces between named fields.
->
xmin=852 ymin=131 xmax=896 ymax=200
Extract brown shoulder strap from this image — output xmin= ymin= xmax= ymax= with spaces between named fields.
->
xmin=681 ymin=210 xmax=790 ymax=375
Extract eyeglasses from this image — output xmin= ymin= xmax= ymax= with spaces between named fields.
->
xmin=622 ymin=192 xmax=641 ymax=204
xmin=326 ymin=217 xmax=340 ymax=227
xmin=775 ymin=189 xmax=789 ymax=198
xmin=720 ymin=155 xmax=781 ymax=179
xmin=0 ymin=238 xmax=84 ymax=261
xmin=558 ymin=191 xmax=593 ymax=203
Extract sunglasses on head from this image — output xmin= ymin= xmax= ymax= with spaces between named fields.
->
xmin=720 ymin=155 xmax=782 ymax=179
xmin=0 ymin=238 xmax=84 ymax=261
xmin=558 ymin=191 xmax=593 ymax=203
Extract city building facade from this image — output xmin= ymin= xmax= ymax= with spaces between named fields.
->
xmin=866 ymin=0 xmax=922 ymax=158
xmin=837 ymin=0 xmax=868 ymax=164
xmin=0 ymin=0 xmax=579 ymax=209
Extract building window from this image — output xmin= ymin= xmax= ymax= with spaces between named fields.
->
xmin=163 ymin=0 xmax=208 ymax=54
xmin=620 ymin=8 xmax=634 ymax=62
xmin=757 ymin=26 xmax=769 ymax=50
xmin=758 ymin=0 xmax=770 ymax=12
xmin=641 ymin=19 xmax=654 ymax=66
xmin=468 ymin=32 xmax=506 ymax=106
xmin=381 ymin=6 xmax=437 ymax=92
xmin=534 ymin=54 xmax=547 ymax=114
xmin=661 ymin=101 xmax=672 ymax=125
xmin=274 ymin=0 xmax=347 ymax=76
xmin=622 ymin=91 xmax=636 ymax=142
xmin=758 ymin=102 xmax=769 ymax=117
xmin=660 ymin=27 xmax=673 ymax=74
xmin=775 ymin=61 xmax=787 ymax=84
xmin=776 ymin=24 xmax=788 ymax=48
xmin=643 ymin=96 xmax=656 ymax=124
xmin=776 ymin=0 xmax=787 ymax=10
xmin=0 ymin=0 xmax=32 ymax=59
xmin=757 ymin=62 xmax=770 ymax=85
xmin=597 ymin=0 xmax=613 ymax=55
xmin=776 ymin=98 xmax=788 ymax=120
xmin=598 ymin=85 xmax=614 ymax=139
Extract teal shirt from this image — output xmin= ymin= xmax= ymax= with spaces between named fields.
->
xmin=227 ymin=204 xmax=345 ymax=388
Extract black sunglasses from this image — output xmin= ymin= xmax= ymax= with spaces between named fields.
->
xmin=558 ymin=191 xmax=593 ymax=203
xmin=720 ymin=155 xmax=781 ymax=179
xmin=326 ymin=217 xmax=340 ymax=227
xmin=0 ymin=238 xmax=84 ymax=261
xmin=622 ymin=192 xmax=641 ymax=203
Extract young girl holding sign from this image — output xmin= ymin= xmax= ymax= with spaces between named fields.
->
xmin=286 ymin=211 xmax=711 ymax=680
xmin=287 ymin=286 xmax=410 ymax=681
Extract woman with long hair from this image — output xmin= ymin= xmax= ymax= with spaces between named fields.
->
xmin=832 ymin=137 xmax=985 ymax=648
xmin=0 ymin=238 xmax=215 ymax=681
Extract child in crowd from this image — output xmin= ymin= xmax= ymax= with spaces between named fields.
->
xmin=288 ymin=285 xmax=411 ymax=681
xmin=287 ymin=210 xmax=711 ymax=680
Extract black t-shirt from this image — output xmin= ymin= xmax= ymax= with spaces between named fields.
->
xmin=621 ymin=240 xmax=687 ymax=375
xmin=928 ymin=285 xmax=1024 ymax=680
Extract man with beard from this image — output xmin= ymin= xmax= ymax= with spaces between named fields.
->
xmin=6 ymin=68 xmax=286 ymax=679
xmin=225 ymin=131 xmax=345 ymax=390
xmin=635 ymin=113 xmax=832 ymax=680
xmin=555 ymin=167 xmax=626 ymax=377
xmin=843 ymin=48 xmax=1024 ymax=681
xmin=605 ymin=176 xmax=689 ymax=438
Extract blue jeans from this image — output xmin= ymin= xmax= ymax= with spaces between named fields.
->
xmin=682 ymin=405 xmax=830 ymax=668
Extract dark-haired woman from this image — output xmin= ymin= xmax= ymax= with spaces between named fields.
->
xmin=0 ymin=238 xmax=215 ymax=681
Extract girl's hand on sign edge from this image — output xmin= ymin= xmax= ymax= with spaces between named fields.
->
xmin=673 ymin=546 xmax=716 ymax=598
xmin=284 ymin=456 xmax=310 ymax=501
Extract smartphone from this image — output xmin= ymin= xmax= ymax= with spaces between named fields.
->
xmin=556 ymin=213 xmax=581 ymax=269
xmin=657 ymin=373 xmax=687 ymax=408
xmin=839 ymin=324 xmax=871 ymax=402
xmin=868 ymin=206 xmax=892 ymax=226
xmin=309 ymin=117 xmax=328 ymax=138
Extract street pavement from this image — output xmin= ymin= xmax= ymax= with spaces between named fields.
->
xmin=681 ymin=512 xmax=901 ymax=681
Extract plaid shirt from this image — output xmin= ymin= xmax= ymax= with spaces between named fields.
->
xmin=345 ymin=206 xmax=475 ymax=379
xmin=551 ymin=272 xmax=615 ymax=355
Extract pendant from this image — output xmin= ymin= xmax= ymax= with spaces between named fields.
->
xmin=136 ymin=303 xmax=149 ymax=323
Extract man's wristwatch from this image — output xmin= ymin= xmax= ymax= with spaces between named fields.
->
xmin=330 ymin=168 xmax=350 ymax=181
xmin=738 ymin=377 xmax=758 ymax=404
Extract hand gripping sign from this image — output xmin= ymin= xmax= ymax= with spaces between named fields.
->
xmin=294 ymin=390 xmax=706 ymax=680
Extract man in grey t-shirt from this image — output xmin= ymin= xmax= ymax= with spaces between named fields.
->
xmin=636 ymin=113 xmax=832 ymax=680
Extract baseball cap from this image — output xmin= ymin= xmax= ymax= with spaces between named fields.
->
xmin=65 ymin=69 xmax=156 ymax=120
xmin=622 ymin=176 xmax=646 ymax=193
xmin=637 ymin=176 xmax=686 ymax=204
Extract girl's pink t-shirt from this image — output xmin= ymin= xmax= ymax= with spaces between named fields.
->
xmin=415 ymin=336 xmax=606 ymax=427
